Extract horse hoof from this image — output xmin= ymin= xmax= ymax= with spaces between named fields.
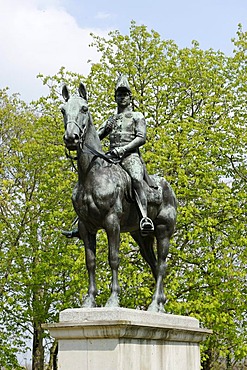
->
xmin=82 ymin=295 xmax=96 ymax=308
xmin=147 ymin=301 xmax=165 ymax=313
xmin=147 ymin=302 xmax=159 ymax=313
xmin=105 ymin=295 xmax=120 ymax=308
xmin=158 ymin=303 xmax=165 ymax=313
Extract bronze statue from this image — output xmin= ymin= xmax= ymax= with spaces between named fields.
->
xmin=61 ymin=79 xmax=177 ymax=312
xmin=98 ymin=75 xmax=154 ymax=233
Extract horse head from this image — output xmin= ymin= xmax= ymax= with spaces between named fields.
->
xmin=62 ymin=83 xmax=90 ymax=151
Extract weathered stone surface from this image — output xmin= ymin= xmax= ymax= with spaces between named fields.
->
xmin=44 ymin=308 xmax=211 ymax=370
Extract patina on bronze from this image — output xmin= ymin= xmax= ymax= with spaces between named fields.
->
xmin=98 ymin=74 xmax=154 ymax=234
xmin=61 ymin=79 xmax=177 ymax=312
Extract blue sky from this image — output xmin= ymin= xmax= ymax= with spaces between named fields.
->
xmin=0 ymin=0 xmax=246 ymax=103
xmin=63 ymin=0 xmax=246 ymax=51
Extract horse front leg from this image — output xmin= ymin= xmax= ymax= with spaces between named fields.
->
xmin=79 ymin=221 xmax=97 ymax=308
xmin=105 ymin=215 xmax=121 ymax=308
xmin=148 ymin=226 xmax=170 ymax=313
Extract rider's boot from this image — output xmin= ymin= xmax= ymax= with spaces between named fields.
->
xmin=62 ymin=228 xmax=80 ymax=239
xmin=135 ymin=185 xmax=154 ymax=236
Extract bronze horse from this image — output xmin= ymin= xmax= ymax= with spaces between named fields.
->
xmin=61 ymin=83 xmax=177 ymax=312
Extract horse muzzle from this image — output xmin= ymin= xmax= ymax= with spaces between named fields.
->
xmin=63 ymin=132 xmax=79 ymax=151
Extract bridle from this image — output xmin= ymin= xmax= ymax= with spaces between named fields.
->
xmin=64 ymin=114 xmax=88 ymax=161
xmin=64 ymin=108 xmax=121 ymax=168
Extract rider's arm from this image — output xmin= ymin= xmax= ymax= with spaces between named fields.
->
xmin=123 ymin=113 xmax=146 ymax=152
xmin=114 ymin=113 xmax=146 ymax=157
xmin=97 ymin=117 xmax=114 ymax=140
xmin=123 ymin=135 xmax=145 ymax=153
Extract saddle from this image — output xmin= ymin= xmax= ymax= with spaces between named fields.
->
xmin=144 ymin=175 xmax=163 ymax=205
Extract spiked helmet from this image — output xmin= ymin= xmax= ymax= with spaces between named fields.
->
xmin=115 ymin=75 xmax=132 ymax=97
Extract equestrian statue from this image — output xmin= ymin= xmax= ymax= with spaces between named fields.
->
xmin=61 ymin=76 xmax=177 ymax=312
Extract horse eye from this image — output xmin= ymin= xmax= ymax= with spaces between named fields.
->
xmin=81 ymin=106 xmax=88 ymax=113
xmin=61 ymin=107 xmax=65 ymax=114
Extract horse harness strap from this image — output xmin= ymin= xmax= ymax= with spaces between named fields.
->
xmin=84 ymin=143 xmax=120 ymax=164
xmin=133 ymin=189 xmax=145 ymax=219
xmin=84 ymin=144 xmax=153 ymax=232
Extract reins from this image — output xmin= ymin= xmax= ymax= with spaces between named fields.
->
xmin=65 ymin=117 xmax=121 ymax=171
xmin=83 ymin=144 xmax=121 ymax=164
xmin=65 ymin=143 xmax=121 ymax=171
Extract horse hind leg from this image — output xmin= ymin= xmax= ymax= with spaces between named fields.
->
xmin=130 ymin=231 xmax=159 ymax=303
xmin=147 ymin=225 xmax=170 ymax=313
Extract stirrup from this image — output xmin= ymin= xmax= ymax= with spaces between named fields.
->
xmin=140 ymin=217 xmax=154 ymax=236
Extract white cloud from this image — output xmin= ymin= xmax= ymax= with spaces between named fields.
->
xmin=0 ymin=0 xmax=109 ymax=101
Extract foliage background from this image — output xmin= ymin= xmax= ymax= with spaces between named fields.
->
xmin=0 ymin=22 xmax=246 ymax=369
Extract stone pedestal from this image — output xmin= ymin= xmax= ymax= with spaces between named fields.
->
xmin=45 ymin=308 xmax=211 ymax=370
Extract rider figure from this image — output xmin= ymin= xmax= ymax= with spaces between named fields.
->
xmin=98 ymin=75 xmax=154 ymax=234
xmin=63 ymin=75 xmax=154 ymax=238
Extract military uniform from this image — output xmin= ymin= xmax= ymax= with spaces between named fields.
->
xmin=98 ymin=111 xmax=146 ymax=185
xmin=97 ymin=75 xmax=154 ymax=234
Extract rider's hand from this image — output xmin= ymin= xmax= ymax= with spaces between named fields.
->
xmin=112 ymin=147 xmax=126 ymax=158
xmin=105 ymin=117 xmax=114 ymax=132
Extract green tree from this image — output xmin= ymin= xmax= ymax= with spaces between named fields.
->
xmin=1 ymin=21 xmax=246 ymax=369
xmin=51 ymin=22 xmax=247 ymax=368
xmin=0 ymin=89 xmax=87 ymax=369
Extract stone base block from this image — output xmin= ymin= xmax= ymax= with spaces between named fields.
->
xmin=45 ymin=308 xmax=211 ymax=370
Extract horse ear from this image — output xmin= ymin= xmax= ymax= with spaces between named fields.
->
xmin=78 ymin=83 xmax=87 ymax=101
xmin=62 ymin=85 xmax=70 ymax=102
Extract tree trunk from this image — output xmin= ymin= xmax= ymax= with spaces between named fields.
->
xmin=46 ymin=340 xmax=58 ymax=370
xmin=202 ymin=348 xmax=213 ymax=370
xmin=226 ymin=353 xmax=231 ymax=369
xmin=32 ymin=322 xmax=44 ymax=370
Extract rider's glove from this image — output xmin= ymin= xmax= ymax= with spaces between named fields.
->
xmin=105 ymin=117 xmax=115 ymax=132
xmin=112 ymin=147 xmax=126 ymax=158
